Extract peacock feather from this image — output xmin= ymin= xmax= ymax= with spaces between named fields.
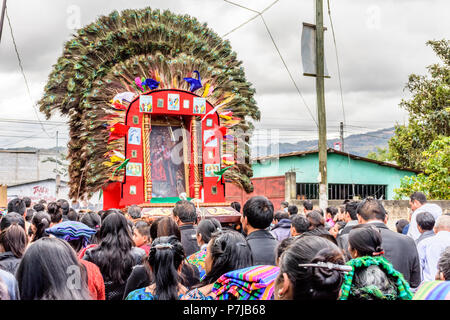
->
xmin=38 ymin=7 xmax=259 ymax=200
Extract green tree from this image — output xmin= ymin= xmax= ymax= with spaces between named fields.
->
xmin=367 ymin=147 xmax=391 ymax=162
xmin=389 ymin=39 xmax=449 ymax=170
xmin=394 ymin=136 xmax=449 ymax=200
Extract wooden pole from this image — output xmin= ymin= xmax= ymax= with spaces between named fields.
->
xmin=316 ymin=0 xmax=328 ymax=211
xmin=0 ymin=0 xmax=6 ymax=44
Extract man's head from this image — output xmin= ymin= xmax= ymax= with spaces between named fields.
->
xmin=326 ymin=206 xmax=338 ymax=221
xmin=172 ymin=200 xmax=197 ymax=225
xmin=23 ymin=197 xmax=32 ymax=209
xmin=242 ymin=196 xmax=274 ymax=233
xmin=306 ymin=210 xmax=325 ymax=230
xmin=230 ymin=202 xmax=241 ymax=213
xmin=395 ymin=219 xmax=409 ymax=234
xmin=437 ymin=247 xmax=450 ymax=281
xmin=67 ymin=208 xmax=78 ymax=222
xmin=409 ymin=192 xmax=427 ymax=212
xmin=7 ymin=198 xmax=26 ymax=216
xmin=302 ymin=200 xmax=313 ymax=213
xmin=434 ymin=215 xmax=450 ymax=234
xmin=127 ymin=205 xmax=142 ymax=220
xmin=47 ymin=202 xmax=63 ymax=225
xmin=280 ymin=201 xmax=289 ymax=210
xmin=56 ymin=199 xmax=70 ymax=216
xmin=290 ymin=214 xmax=310 ymax=237
xmin=416 ymin=212 xmax=435 ymax=234
xmin=273 ymin=211 xmax=290 ymax=224
xmin=0 ymin=212 xmax=26 ymax=231
xmin=344 ymin=201 xmax=359 ymax=222
xmin=287 ymin=205 xmax=298 ymax=217
xmin=33 ymin=203 xmax=45 ymax=213
xmin=356 ymin=198 xmax=387 ymax=224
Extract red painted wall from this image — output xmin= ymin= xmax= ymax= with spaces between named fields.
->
xmin=225 ymin=176 xmax=286 ymax=211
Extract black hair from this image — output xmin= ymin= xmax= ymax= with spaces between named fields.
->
xmin=201 ymin=229 xmax=253 ymax=285
xmin=243 ymin=196 xmax=274 ymax=229
xmin=410 ymin=191 xmax=427 ymax=204
xmin=157 ymin=217 xmax=181 ymax=241
xmin=416 ymin=212 xmax=435 ymax=231
xmin=291 ymin=215 xmax=310 ymax=234
xmin=277 ymin=236 xmax=345 ymax=300
xmin=307 ymin=211 xmax=325 ymax=229
xmin=348 ymin=225 xmax=384 ymax=257
xmin=303 ymin=200 xmax=313 ymax=211
xmin=336 ymin=221 xmax=346 ymax=230
xmin=31 ymin=211 xmax=51 ymax=242
xmin=80 ymin=212 xmax=101 ymax=244
xmin=438 ymin=247 xmax=450 ymax=280
xmin=134 ymin=220 xmax=151 ymax=239
xmin=33 ymin=203 xmax=45 ymax=213
xmin=345 ymin=201 xmax=359 ymax=220
xmin=288 ymin=205 xmax=298 ymax=216
xmin=326 ymin=207 xmax=338 ymax=217
xmin=67 ymin=208 xmax=78 ymax=221
xmin=39 ymin=199 xmax=47 ymax=205
xmin=148 ymin=236 xmax=185 ymax=300
xmin=173 ymin=200 xmax=197 ymax=224
xmin=150 ymin=218 xmax=162 ymax=241
xmin=47 ymin=202 xmax=62 ymax=224
xmin=88 ymin=213 xmax=136 ymax=284
xmin=56 ymin=199 xmax=70 ymax=216
xmin=25 ymin=209 xmax=35 ymax=222
xmin=23 ymin=197 xmax=31 ymax=208
xmin=230 ymin=202 xmax=241 ymax=213
xmin=0 ymin=212 xmax=25 ymax=231
xmin=16 ymin=237 xmax=91 ymax=300
xmin=356 ymin=198 xmax=386 ymax=222
xmin=395 ymin=219 xmax=409 ymax=234
xmin=127 ymin=205 xmax=142 ymax=219
xmin=100 ymin=208 xmax=121 ymax=222
xmin=196 ymin=218 xmax=221 ymax=245
xmin=7 ymin=198 xmax=26 ymax=215
xmin=276 ymin=237 xmax=294 ymax=262
xmin=274 ymin=211 xmax=290 ymax=222
xmin=0 ymin=224 xmax=28 ymax=258
xmin=281 ymin=201 xmax=289 ymax=208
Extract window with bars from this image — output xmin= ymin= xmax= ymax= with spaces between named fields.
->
xmin=296 ymin=183 xmax=387 ymax=200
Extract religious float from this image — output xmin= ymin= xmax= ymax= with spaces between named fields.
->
xmin=38 ymin=8 xmax=260 ymax=223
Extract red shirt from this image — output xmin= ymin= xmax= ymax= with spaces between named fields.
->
xmin=80 ymin=259 xmax=105 ymax=300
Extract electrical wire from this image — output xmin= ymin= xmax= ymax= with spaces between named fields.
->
xmin=5 ymin=7 xmax=52 ymax=139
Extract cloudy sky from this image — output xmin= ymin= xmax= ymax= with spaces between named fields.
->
xmin=0 ymin=0 xmax=448 ymax=150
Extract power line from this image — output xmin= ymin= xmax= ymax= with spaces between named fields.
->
xmin=222 ymin=0 xmax=318 ymax=127
xmin=5 ymin=7 xmax=52 ymax=138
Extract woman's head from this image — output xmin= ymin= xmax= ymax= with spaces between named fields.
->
xmin=80 ymin=212 xmax=101 ymax=244
xmin=157 ymin=217 xmax=181 ymax=241
xmin=348 ymin=225 xmax=383 ymax=258
xmin=275 ymin=236 xmax=346 ymax=300
xmin=203 ymin=229 xmax=253 ymax=285
xmin=196 ymin=218 xmax=221 ymax=246
xmin=0 ymin=212 xmax=25 ymax=231
xmin=16 ymin=237 xmax=91 ymax=300
xmin=31 ymin=211 xmax=51 ymax=242
xmin=0 ymin=224 xmax=28 ymax=258
xmin=148 ymin=236 xmax=185 ymax=300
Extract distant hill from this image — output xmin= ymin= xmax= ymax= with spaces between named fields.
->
xmin=252 ymin=127 xmax=395 ymax=158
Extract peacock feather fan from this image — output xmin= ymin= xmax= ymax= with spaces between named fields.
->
xmin=38 ymin=7 xmax=259 ymax=200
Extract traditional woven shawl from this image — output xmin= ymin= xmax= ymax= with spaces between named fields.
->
xmin=45 ymin=221 xmax=97 ymax=248
xmin=187 ymin=247 xmax=207 ymax=282
xmin=212 ymin=265 xmax=280 ymax=300
xmin=413 ymin=281 xmax=450 ymax=300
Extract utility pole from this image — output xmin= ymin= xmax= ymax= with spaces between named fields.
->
xmin=316 ymin=0 xmax=328 ymax=211
xmin=0 ymin=0 xmax=7 ymax=44
xmin=340 ymin=121 xmax=344 ymax=152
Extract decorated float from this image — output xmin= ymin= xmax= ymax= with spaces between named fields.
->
xmin=38 ymin=8 xmax=260 ymax=223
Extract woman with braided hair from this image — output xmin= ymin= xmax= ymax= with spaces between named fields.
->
xmin=126 ymin=236 xmax=187 ymax=300
xmin=339 ymin=225 xmax=413 ymax=300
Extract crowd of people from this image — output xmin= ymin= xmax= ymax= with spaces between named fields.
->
xmin=0 ymin=191 xmax=449 ymax=301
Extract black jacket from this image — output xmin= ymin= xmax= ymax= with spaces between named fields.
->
xmin=246 ymin=230 xmax=278 ymax=266
xmin=179 ymin=224 xmax=200 ymax=257
xmin=338 ymin=222 xmax=421 ymax=288
xmin=0 ymin=252 xmax=21 ymax=276
xmin=83 ymin=246 xmax=146 ymax=300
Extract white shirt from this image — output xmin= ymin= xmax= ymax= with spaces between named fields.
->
xmin=417 ymin=230 xmax=450 ymax=282
xmin=407 ymin=203 xmax=443 ymax=241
